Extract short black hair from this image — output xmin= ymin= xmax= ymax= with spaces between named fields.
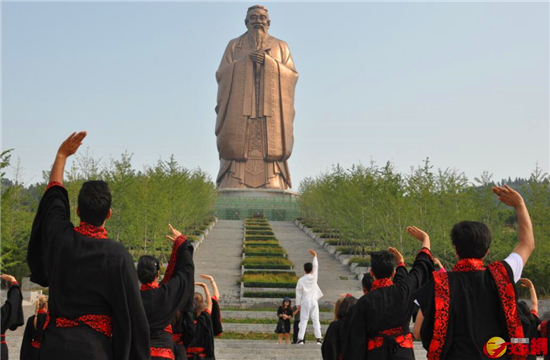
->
xmin=78 ymin=181 xmax=112 ymax=226
xmin=304 ymin=262 xmax=313 ymax=274
xmin=362 ymin=273 xmax=373 ymax=292
xmin=370 ymin=251 xmax=395 ymax=279
xmin=337 ymin=296 xmax=358 ymax=320
xmin=451 ymin=221 xmax=492 ymax=259
xmin=137 ymin=255 xmax=160 ymax=284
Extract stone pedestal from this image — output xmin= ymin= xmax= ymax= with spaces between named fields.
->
xmin=215 ymin=188 xmax=300 ymax=221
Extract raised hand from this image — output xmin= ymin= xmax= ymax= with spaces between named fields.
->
xmin=195 ymin=282 xmax=207 ymax=289
xmin=57 ymin=131 xmax=87 ymax=158
xmin=1 ymin=274 xmax=16 ymax=284
xmin=166 ymin=224 xmax=182 ymax=243
xmin=388 ymin=247 xmax=404 ymax=264
xmin=433 ymin=258 xmax=444 ymax=269
xmin=308 ymin=249 xmax=317 ymax=257
xmin=492 ymin=185 xmax=525 ymax=209
xmin=200 ymin=274 xmax=214 ymax=282
xmin=518 ymin=278 xmax=534 ymax=290
xmin=406 ymin=226 xmax=431 ymax=249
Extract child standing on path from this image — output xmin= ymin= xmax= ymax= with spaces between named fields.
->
xmin=275 ymin=298 xmax=293 ymax=345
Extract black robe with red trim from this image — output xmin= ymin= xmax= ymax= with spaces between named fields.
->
xmin=27 ymin=184 xmax=150 ymax=360
xmin=20 ymin=312 xmax=47 ymax=360
xmin=322 ymin=319 xmax=345 ymax=360
xmin=141 ymin=236 xmax=195 ymax=360
xmin=415 ymin=260 xmax=519 ymax=360
xmin=187 ymin=311 xmax=215 ymax=360
xmin=343 ymin=250 xmax=435 ymax=360
xmin=1 ymin=282 xmax=24 ymax=360
xmin=211 ymin=297 xmax=223 ymax=337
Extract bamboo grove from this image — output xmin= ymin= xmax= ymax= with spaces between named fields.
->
xmin=298 ymin=159 xmax=550 ymax=295
xmin=1 ymin=149 xmax=217 ymax=279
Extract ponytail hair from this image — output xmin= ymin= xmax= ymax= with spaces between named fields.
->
xmin=137 ymin=255 xmax=160 ymax=284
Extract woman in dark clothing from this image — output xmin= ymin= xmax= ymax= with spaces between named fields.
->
xmin=1 ymin=274 xmax=24 ymax=360
xmin=137 ymin=224 xmax=195 ymax=360
xmin=20 ymin=295 xmax=48 ymax=360
xmin=322 ymin=295 xmax=358 ymax=360
xmin=275 ymin=297 xmax=293 ymax=345
xmin=186 ymin=283 xmax=215 ymax=360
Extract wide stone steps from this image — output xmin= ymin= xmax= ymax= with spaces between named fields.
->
xmin=193 ymin=220 xmax=243 ymax=303
xmin=222 ymin=323 xmax=330 ymax=333
xmin=215 ymin=340 xmax=428 ymax=360
xmin=222 ymin=310 xmax=333 ymax=321
xmin=270 ymin=222 xmax=363 ymax=304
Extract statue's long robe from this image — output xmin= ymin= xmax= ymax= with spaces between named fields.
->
xmin=215 ymin=32 xmax=298 ymax=186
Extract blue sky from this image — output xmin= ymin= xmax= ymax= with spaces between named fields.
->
xmin=2 ymin=2 xmax=548 ymax=187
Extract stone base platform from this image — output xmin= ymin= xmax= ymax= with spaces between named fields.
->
xmin=215 ymin=189 xmax=300 ymax=221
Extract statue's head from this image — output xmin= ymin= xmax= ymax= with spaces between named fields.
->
xmin=245 ymin=5 xmax=270 ymax=33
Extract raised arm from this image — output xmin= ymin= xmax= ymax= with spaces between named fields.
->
xmin=492 ymin=185 xmax=534 ymax=265
xmin=519 ymin=278 xmax=538 ymax=314
xmin=49 ymin=131 xmax=87 ymax=185
xmin=200 ymin=274 xmax=220 ymax=300
xmin=309 ymin=249 xmax=318 ymax=281
xmin=196 ymin=282 xmax=213 ymax=313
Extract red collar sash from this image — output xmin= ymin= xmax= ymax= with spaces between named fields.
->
xmin=37 ymin=308 xmax=47 ymax=315
xmin=427 ymin=261 xmax=525 ymax=360
xmin=371 ymin=278 xmax=394 ymax=291
xmin=452 ymin=258 xmax=486 ymax=272
xmin=140 ymin=281 xmax=159 ymax=291
xmin=74 ymin=222 xmax=108 ymax=239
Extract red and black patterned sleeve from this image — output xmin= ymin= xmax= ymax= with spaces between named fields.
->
xmin=161 ymin=235 xmax=189 ymax=284
xmin=28 ymin=183 xmax=73 ymax=287
xmin=0 ymin=282 xmax=24 ymax=332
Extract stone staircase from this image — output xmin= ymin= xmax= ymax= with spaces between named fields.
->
xmin=193 ymin=220 xmax=243 ymax=303
xmin=270 ymin=221 xmax=363 ymax=304
xmin=215 ymin=340 xmax=428 ymax=359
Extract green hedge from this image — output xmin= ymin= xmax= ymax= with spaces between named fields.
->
xmin=242 ymin=272 xmax=297 ymax=288
xmin=245 ymin=230 xmax=275 ymax=236
xmin=244 ymin=241 xmax=280 ymax=247
xmin=349 ymin=257 xmax=370 ymax=267
xmin=242 ymin=264 xmax=293 ymax=270
xmin=245 ymin=226 xmax=272 ymax=231
xmin=243 ymin=246 xmax=286 ymax=255
xmin=243 ymin=291 xmax=295 ymax=298
xmin=244 ymin=235 xmax=277 ymax=241
xmin=187 ymin=235 xmax=200 ymax=242
xmin=244 ymin=252 xmax=286 ymax=258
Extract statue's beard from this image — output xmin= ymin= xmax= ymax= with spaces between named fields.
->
xmin=249 ymin=25 xmax=268 ymax=50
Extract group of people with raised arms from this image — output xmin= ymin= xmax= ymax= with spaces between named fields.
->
xmin=1 ymin=131 xmax=221 ymax=360
xmin=1 ymin=130 xmax=548 ymax=360
xmin=320 ymin=184 xmax=549 ymax=359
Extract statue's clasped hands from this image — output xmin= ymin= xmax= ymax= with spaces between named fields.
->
xmin=249 ymin=50 xmax=265 ymax=64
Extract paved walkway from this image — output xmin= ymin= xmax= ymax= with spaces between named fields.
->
xmin=215 ymin=339 xmax=427 ymax=359
xmin=270 ymin=221 xmax=363 ymax=305
xmin=194 ymin=220 xmax=243 ymax=303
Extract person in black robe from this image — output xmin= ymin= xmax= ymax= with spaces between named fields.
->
xmin=187 ymin=283 xmax=215 ymax=360
xmin=199 ymin=275 xmax=223 ymax=337
xmin=137 ymin=224 xmax=195 ymax=360
xmin=414 ymin=185 xmax=535 ymax=360
xmin=27 ymin=132 xmax=150 ymax=360
xmin=515 ymin=278 xmax=542 ymax=360
xmin=1 ymin=274 xmax=24 ymax=360
xmin=343 ymin=227 xmax=435 ymax=360
xmin=538 ymin=320 xmax=549 ymax=360
xmin=20 ymin=295 xmax=48 ymax=360
xmin=322 ymin=295 xmax=358 ymax=360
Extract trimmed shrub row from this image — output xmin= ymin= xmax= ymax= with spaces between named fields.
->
xmin=243 ymin=291 xmax=296 ymax=298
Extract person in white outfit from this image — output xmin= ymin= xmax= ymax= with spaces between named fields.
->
xmin=295 ymin=249 xmax=323 ymax=345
